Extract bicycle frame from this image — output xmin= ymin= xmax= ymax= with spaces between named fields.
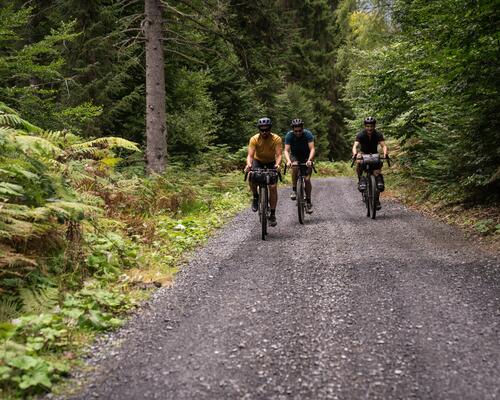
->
xmin=244 ymin=167 xmax=281 ymax=240
xmin=284 ymin=163 xmax=316 ymax=225
xmin=351 ymin=154 xmax=390 ymax=220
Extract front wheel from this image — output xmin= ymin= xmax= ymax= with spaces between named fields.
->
xmin=370 ymin=175 xmax=377 ymax=219
xmin=297 ymin=176 xmax=305 ymax=224
xmin=260 ymin=186 xmax=268 ymax=240
xmin=363 ymin=176 xmax=370 ymax=217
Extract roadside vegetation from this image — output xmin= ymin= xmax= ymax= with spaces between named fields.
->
xmin=0 ymin=105 xmax=249 ymax=398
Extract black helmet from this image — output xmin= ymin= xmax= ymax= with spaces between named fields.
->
xmin=291 ymin=118 xmax=304 ymax=127
xmin=257 ymin=117 xmax=272 ymax=128
xmin=364 ymin=116 xmax=376 ymax=125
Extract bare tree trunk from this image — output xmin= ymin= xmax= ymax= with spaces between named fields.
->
xmin=145 ymin=0 xmax=167 ymax=174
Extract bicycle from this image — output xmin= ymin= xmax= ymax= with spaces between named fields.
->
xmin=245 ymin=167 xmax=282 ymax=240
xmin=284 ymin=162 xmax=317 ymax=224
xmin=351 ymin=153 xmax=390 ymax=220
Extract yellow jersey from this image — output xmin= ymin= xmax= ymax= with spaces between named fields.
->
xmin=249 ymin=133 xmax=282 ymax=163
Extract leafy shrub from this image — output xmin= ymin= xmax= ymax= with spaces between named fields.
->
xmin=0 ymin=281 xmax=135 ymax=395
xmin=342 ymin=1 xmax=499 ymax=203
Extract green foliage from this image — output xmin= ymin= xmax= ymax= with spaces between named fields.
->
xmin=274 ymin=83 xmax=330 ymax=158
xmin=20 ymin=287 xmax=59 ymax=315
xmin=340 ymin=0 xmax=500 ymax=203
xmin=167 ymin=69 xmax=219 ymax=156
xmin=314 ymin=161 xmax=355 ymax=177
xmin=0 ymin=104 xmax=141 ymax=296
xmin=0 ymin=282 xmax=134 ymax=395
xmin=473 ymin=219 xmax=500 ymax=237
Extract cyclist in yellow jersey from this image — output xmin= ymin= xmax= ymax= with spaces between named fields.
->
xmin=244 ymin=117 xmax=282 ymax=226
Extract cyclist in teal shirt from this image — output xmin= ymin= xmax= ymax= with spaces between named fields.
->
xmin=284 ymin=119 xmax=316 ymax=214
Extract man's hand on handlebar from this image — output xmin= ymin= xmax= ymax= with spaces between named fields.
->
xmin=306 ymin=160 xmax=312 ymax=168
xmin=244 ymin=164 xmax=252 ymax=173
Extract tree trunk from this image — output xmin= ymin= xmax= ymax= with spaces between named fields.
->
xmin=144 ymin=0 xmax=167 ymax=174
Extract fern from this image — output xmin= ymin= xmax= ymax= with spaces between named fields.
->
xmin=0 ymin=182 xmax=24 ymax=199
xmin=0 ymin=102 xmax=18 ymax=115
xmin=13 ymin=134 xmax=63 ymax=157
xmin=19 ymin=286 xmax=59 ymax=314
xmin=0 ymin=296 xmax=19 ymax=322
xmin=70 ymin=137 xmax=140 ymax=152
xmin=0 ymin=108 xmax=42 ymax=133
xmin=0 ymin=244 xmax=37 ymax=279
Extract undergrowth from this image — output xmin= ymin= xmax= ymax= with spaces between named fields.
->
xmin=383 ymin=157 xmax=499 ymax=242
xmin=0 ymin=105 xmax=249 ymax=398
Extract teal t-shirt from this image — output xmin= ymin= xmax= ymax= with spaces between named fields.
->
xmin=285 ymin=129 xmax=314 ymax=161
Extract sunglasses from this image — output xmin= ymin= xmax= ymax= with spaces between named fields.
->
xmin=259 ymin=128 xmax=271 ymax=133
xmin=293 ymin=129 xmax=303 ymax=134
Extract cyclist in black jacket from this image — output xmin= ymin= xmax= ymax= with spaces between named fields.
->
xmin=284 ymin=119 xmax=315 ymax=214
xmin=352 ymin=116 xmax=389 ymax=209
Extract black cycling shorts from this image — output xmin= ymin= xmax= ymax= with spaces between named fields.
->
xmin=252 ymin=159 xmax=275 ymax=169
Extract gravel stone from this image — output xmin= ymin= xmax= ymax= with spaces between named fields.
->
xmin=61 ymin=178 xmax=499 ymax=400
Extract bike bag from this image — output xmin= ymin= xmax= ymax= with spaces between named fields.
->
xmin=361 ymin=154 xmax=381 ymax=166
xmin=249 ymin=170 xmax=278 ymax=185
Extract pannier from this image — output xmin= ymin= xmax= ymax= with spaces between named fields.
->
xmin=249 ymin=170 xmax=278 ymax=185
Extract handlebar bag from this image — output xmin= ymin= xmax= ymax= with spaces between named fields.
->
xmin=361 ymin=154 xmax=381 ymax=166
xmin=250 ymin=170 xmax=278 ymax=185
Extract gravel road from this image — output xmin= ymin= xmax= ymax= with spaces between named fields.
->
xmin=67 ymin=177 xmax=500 ymax=400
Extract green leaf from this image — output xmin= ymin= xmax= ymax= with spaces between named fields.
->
xmin=18 ymin=367 xmax=52 ymax=389
xmin=0 ymin=322 xmax=17 ymax=340
xmin=0 ymin=365 xmax=12 ymax=380
xmin=8 ymin=355 xmax=39 ymax=370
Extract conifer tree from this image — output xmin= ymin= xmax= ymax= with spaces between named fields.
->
xmin=144 ymin=0 xmax=167 ymax=173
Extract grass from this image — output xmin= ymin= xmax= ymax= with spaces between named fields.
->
xmin=313 ymin=161 xmax=355 ymax=178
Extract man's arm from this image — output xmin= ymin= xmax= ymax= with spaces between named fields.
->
xmin=246 ymin=146 xmax=255 ymax=172
xmin=379 ymin=140 xmax=388 ymax=157
xmin=352 ymin=141 xmax=360 ymax=157
xmin=307 ymin=141 xmax=315 ymax=166
xmin=275 ymin=143 xmax=283 ymax=170
xmin=284 ymin=144 xmax=292 ymax=166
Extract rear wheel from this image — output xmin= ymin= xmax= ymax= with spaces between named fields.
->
xmin=260 ymin=186 xmax=268 ymax=240
xmin=370 ymin=175 xmax=377 ymax=219
xmin=297 ymin=176 xmax=305 ymax=224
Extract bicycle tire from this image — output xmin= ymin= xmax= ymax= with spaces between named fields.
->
xmin=370 ymin=175 xmax=377 ymax=219
xmin=364 ymin=175 xmax=371 ymax=217
xmin=260 ymin=186 xmax=268 ymax=240
xmin=298 ymin=176 xmax=305 ymax=224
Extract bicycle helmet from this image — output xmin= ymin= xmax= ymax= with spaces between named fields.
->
xmin=364 ymin=116 xmax=376 ymax=125
xmin=291 ymin=118 xmax=304 ymax=128
xmin=257 ymin=117 xmax=272 ymax=128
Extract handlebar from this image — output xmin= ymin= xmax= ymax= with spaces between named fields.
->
xmin=283 ymin=162 xmax=317 ymax=175
xmin=244 ymin=168 xmax=282 ymax=182
xmin=351 ymin=154 xmax=391 ymax=167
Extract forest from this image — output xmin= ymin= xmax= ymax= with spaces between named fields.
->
xmin=0 ymin=0 xmax=498 ymax=397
